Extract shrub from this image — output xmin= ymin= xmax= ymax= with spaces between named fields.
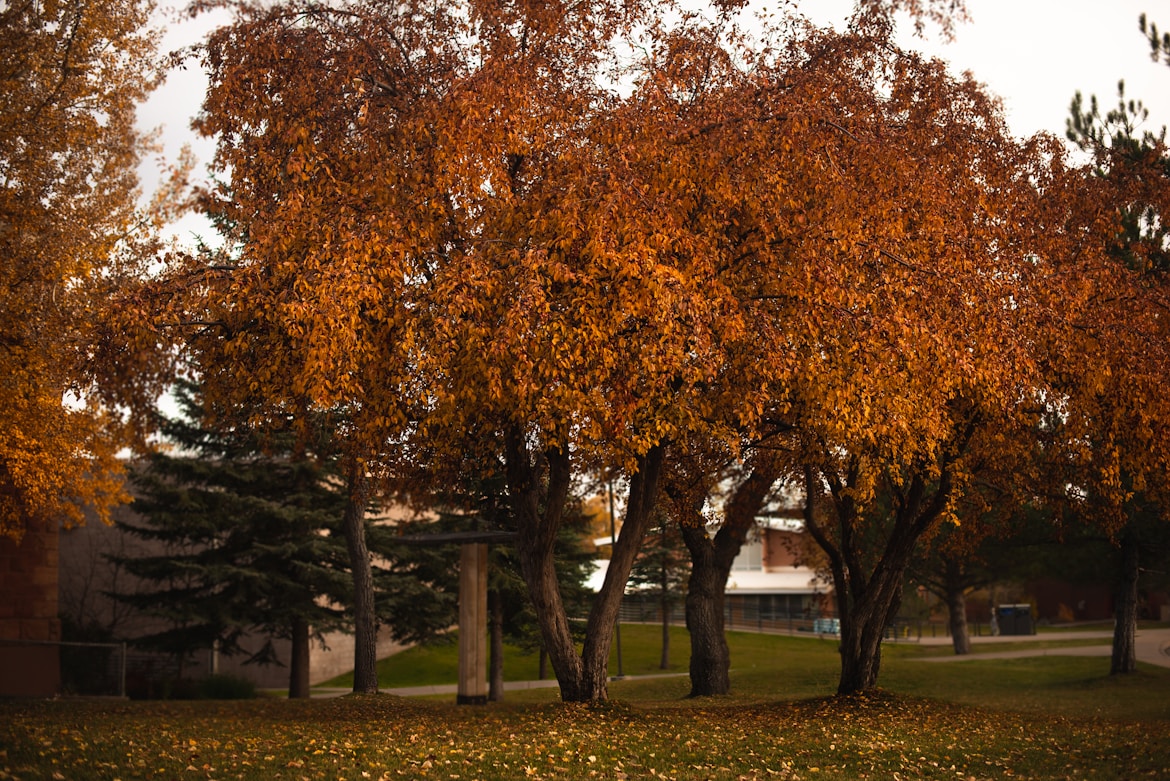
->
xmin=197 ymin=674 xmax=257 ymax=700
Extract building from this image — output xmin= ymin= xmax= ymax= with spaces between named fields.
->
xmin=44 ymin=501 xmax=408 ymax=696
xmin=722 ymin=521 xmax=829 ymax=626
xmin=0 ymin=517 xmax=62 ymax=697
xmin=594 ymin=516 xmax=830 ymax=629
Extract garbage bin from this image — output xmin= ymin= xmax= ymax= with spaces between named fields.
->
xmin=812 ymin=618 xmax=840 ymax=635
xmin=996 ymin=604 xmax=1034 ymax=635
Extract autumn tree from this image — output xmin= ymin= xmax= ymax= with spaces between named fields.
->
xmin=0 ymin=0 xmax=172 ymax=540
xmin=1063 ymin=47 xmax=1170 ymax=673
xmin=742 ymin=22 xmax=1096 ymax=694
xmin=162 ymin=0 xmax=752 ymax=702
xmin=598 ymin=5 xmax=1069 ymax=697
xmin=145 ymin=0 xmax=983 ymax=703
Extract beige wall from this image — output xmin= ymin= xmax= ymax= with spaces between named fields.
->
xmin=212 ymin=626 xmax=408 ymax=689
xmin=57 ymin=508 xmax=408 ymax=691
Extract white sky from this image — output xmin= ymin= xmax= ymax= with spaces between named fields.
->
xmin=137 ymin=0 xmax=1170 ymax=245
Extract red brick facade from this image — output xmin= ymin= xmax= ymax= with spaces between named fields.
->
xmin=0 ymin=517 xmax=61 ymax=696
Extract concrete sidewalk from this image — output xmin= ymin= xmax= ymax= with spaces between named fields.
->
xmin=914 ymin=626 xmax=1170 ymax=668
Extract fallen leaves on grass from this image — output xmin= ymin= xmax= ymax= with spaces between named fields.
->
xmin=1 ymin=692 xmax=1167 ymax=780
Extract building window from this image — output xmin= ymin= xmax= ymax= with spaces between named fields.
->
xmin=731 ymin=541 xmax=762 ymax=571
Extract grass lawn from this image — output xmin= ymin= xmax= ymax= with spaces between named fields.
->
xmin=3 ymin=625 xmax=1167 ymax=780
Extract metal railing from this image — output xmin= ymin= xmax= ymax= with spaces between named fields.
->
xmin=616 ymin=602 xmax=994 ymax=643
xmin=0 ymin=638 xmax=128 ymax=697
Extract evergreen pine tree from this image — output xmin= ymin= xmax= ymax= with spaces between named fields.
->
xmin=109 ymin=381 xmax=353 ymax=697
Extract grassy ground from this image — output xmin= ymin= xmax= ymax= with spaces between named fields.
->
xmin=3 ymin=625 xmax=1168 ymax=780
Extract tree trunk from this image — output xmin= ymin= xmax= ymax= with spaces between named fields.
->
xmin=505 ymin=427 xmax=666 ymax=702
xmin=803 ymin=427 xmax=970 ymax=696
xmin=574 ymin=446 xmax=666 ymax=700
xmin=488 ymin=589 xmax=505 ymax=701
xmin=288 ymin=616 xmax=311 ymax=699
xmin=677 ymin=464 xmax=778 ymax=697
xmin=834 ymin=568 xmax=907 ymax=694
xmin=342 ymin=460 xmax=378 ymax=694
xmin=944 ymin=558 xmax=971 ymax=655
xmin=1111 ymin=527 xmax=1140 ymax=675
xmin=682 ymin=537 xmax=731 ymax=696
xmin=836 ymin=607 xmax=884 ymax=694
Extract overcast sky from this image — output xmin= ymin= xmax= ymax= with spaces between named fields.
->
xmin=137 ymin=1 xmax=1170 ymax=245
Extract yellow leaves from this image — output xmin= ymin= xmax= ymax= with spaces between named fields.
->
xmin=0 ymin=0 xmax=170 ymax=537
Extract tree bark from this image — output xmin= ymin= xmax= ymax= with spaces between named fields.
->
xmin=1111 ymin=527 xmax=1140 ymax=675
xmin=834 ymin=564 xmax=907 ymax=693
xmin=678 ymin=464 xmax=779 ymax=696
xmin=505 ymin=426 xmax=666 ymax=702
xmin=342 ymin=459 xmax=378 ymax=694
xmin=836 ymin=604 xmax=884 ymax=694
xmin=944 ymin=557 xmax=971 ymax=655
xmin=681 ymin=535 xmax=731 ymax=696
xmin=488 ymin=589 xmax=505 ymax=701
xmin=288 ymin=615 xmax=311 ymax=699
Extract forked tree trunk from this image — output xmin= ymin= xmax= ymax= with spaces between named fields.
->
xmin=342 ymin=460 xmax=378 ymax=694
xmin=834 ymin=551 xmax=919 ymax=694
xmin=943 ymin=558 xmax=971 ymax=655
xmin=678 ymin=465 xmax=779 ymax=697
xmin=1111 ymin=528 xmax=1140 ymax=675
xmin=803 ymin=446 xmax=967 ymax=696
xmin=837 ymin=604 xmax=885 ymax=694
xmin=506 ymin=428 xmax=666 ymax=702
xmin=288 ymin=615 xmax=311 ymax=699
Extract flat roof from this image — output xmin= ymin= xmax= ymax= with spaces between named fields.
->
xmin=392 ymin=530 xmax=519 ymax=546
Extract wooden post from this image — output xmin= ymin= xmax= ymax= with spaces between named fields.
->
xmin=457 ymin=542 xmax=488 ymax=705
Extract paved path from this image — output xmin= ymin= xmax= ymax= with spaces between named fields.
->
xmin=306 ymin=627 xmax=1170 ymax=698
xmin=914 ymin=627 xmax=1170 ymax=668
xmin=308 ymin=672 xmax=689 ymax=699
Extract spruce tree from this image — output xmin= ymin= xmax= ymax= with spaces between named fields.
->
xmin=110 ymin=381 xmax=353 ymax=697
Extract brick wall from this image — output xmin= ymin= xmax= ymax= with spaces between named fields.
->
xmin=0 ymin=517 xmax=61 ymax=696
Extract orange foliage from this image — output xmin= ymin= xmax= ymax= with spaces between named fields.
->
xmin=0 ymin=0 xmax=169 ymax=540
xmin=145 ymin=0 xmax=1165 ymax=697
